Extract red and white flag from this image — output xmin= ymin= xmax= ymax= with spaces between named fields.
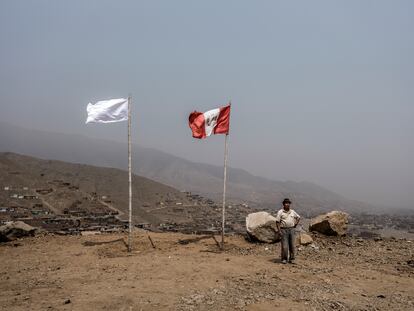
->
xmin=189 ymin=105 xmax=231 ymax=139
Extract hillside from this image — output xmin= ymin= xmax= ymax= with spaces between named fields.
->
xmin=0 ymin=231 xmax=413 ymax=310
xmin=0 ymin=152 xmax=259 ymax=234
xmin=0 ymin=152 xmax=192 ymax=225
xmin=0 ymin=122 xmax=376 ymax=216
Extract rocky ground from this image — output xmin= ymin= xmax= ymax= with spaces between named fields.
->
xmin=1 ymin=231 xmax=413 ymax=311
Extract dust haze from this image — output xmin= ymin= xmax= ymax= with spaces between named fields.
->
xmin=0 ymin=1 xmax=413 ymax=208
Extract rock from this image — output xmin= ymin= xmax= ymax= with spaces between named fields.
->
xmin=310 ymin=243 xmax=319 ymax=251
xmin=309 ymin=211 xmax=349 ymax=236
xmin=246 ymin=212 xmax=280 ymax=243
xmin=80 ymin=231 xmax=101 ymax=236
xmin=0 ymin=221 xmax=37 ymax=242
xmin=295 ymin=232 xmax=313 ymax=246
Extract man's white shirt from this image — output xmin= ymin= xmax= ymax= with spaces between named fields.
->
xmin=275 ymin=209 xmax=300 ymax=228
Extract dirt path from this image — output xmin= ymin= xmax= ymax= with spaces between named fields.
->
xmin=0 ymin=231 xmax=413 ymax=311
xmin=96 ymin=198 xmax=125 ymax=219
xmin=37 ymin=195 xmax=61 ymax=215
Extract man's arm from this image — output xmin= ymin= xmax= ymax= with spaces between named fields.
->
xmin=294 ymin=211 xmax=300 ymax=227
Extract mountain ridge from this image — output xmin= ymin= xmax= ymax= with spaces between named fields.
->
xmin=0 ymin=122 xmax=376 ymax=216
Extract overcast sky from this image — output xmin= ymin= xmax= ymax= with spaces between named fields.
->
xmin=0 ymin=1 xmax=413 ymax=208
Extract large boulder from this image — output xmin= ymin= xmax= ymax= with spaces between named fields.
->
xmin=246 ymin=212 xmax=280 ymax=243
xmin=0 ymin=221 xmax=37 ymax=242
xmin=309 ymin=211 xmax=349 ymax=236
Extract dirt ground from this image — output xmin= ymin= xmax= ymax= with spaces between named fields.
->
xmin=1 ymin=230 xmax=413 ymax=311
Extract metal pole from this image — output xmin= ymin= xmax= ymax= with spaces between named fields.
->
xmin=221 ymin=133 xmax=229 ymax=249
xmin=127 ymin=95 xmax=132 ymax=252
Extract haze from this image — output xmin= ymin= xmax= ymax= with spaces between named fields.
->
xmin=0 ymin=1 xmax=413 ymax=208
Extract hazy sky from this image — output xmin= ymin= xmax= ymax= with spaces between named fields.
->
xmin=0 ymin=1 xmax=413 ymax=207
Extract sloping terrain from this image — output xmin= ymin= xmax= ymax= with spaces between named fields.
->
xmin=0 ymin=152 xmax=192 ymax=224
xmin=0 ymin=122 xmax=376 ymax=216
xmin=0 ymin=231 xmax=413 ymax=310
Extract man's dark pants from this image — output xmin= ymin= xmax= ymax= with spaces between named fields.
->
xmin=280 ymin=227 xmax=296 ymax=261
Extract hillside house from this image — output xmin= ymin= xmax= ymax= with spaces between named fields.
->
xmin=23 ymin=195 xmax=38 ymax=200
xmin=136 ymin=223 xmax=151 ymax=229
xmin=36 ymin=188 xmax=53 ymax=195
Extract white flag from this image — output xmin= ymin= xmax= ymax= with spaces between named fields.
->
xmin=86 ymin=98 xmax=128 ymax=124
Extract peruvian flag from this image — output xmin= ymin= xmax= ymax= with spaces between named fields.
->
xmin=189 ymin=104 xmax=231 ymax=139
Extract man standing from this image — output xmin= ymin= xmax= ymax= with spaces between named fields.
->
xmin=275 ymin=198 xmax=300 ymax=264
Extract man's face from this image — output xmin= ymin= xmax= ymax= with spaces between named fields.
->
xmin=283 ymin=203 xmax=290 ymax=210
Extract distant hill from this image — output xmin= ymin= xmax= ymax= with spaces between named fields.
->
xmin=0 ymin=152 xmax=192 ymax=224
xmin=0 ymin=122 xmax=376 ymax=216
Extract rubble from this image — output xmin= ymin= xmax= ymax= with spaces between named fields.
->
xmin=295 ymin=232 xmax=313 ymax=245
xmin=0 ymin=221 xmax=37 ymax=242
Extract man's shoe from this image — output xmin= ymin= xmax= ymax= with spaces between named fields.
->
xmin=289 ymin=259 xmax=295 ymax=264
xmin=281 ymin=259 xmax=287 ymax=264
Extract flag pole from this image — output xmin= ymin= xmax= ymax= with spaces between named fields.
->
xmin=221 ymin=102 xmax=230 ymax=250
xmin=127 ymin=95 xmax=133 ymax=252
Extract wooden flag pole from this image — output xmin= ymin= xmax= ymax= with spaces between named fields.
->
xmin=221 ymin=132 xmax=229 ymax=250
xmin=127 ymin=95 xmax=133 ymax=252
